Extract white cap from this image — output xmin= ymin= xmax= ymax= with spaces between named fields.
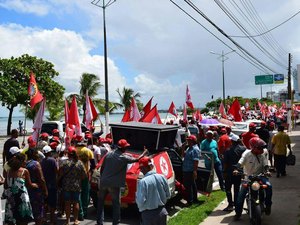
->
xmin=42 ymin=145 xmax=52 ymax=154
xmin=56 ymin=144 xmax=66 ymax=152
xmin=9 ymin=146 xmax=21 ymax=155
xmin=230 ymin=134 xmax=240 ymax=142
xmin=206 ymin=130 xmax=214 ymax=135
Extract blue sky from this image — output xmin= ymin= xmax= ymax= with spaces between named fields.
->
xmin=0 ymin=0 xmax=300 ymax=118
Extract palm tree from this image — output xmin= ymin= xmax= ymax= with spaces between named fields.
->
xmin=116 ymin=87 xmax=141 ymax=110
xmin=79 ymin=73 xmax=102 ymax=98
xmin=66 ymin=73 xmax=101 ymax=118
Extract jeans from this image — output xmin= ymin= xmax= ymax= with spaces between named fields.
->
xmin=79 ymin=177 xmax=90 ymax=218
xmin=183 ymin=171 xmax=198 ymax=203
xmin=235 ymin=177 xmax=272 ymax=215
xmin=224 ymin=174 xmax=241 ymax=206
xmin=97 ymin=186 xmax=121 ymax=225
xmin=214 ymin=161 xmax=225 ymax=190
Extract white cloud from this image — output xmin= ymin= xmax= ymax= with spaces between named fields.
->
xmin=0 ymin=0 xmax=50 ymax=16
xmin=0 ymin=23 xmax=126 ymax=103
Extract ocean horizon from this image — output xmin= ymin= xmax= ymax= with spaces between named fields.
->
xmin=0 ymin=112 xmax=172 ymax=135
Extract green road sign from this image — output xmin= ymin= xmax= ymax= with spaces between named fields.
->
xmin=255 ymin=75 xmax=273 ymax=85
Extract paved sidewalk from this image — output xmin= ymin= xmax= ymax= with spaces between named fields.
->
xmin=199 ymin=127 xmax=300 ymax=225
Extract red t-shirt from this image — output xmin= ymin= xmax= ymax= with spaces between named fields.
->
xmin=218 ymin=134 xmax=232 ymax=155
xmin=241 ymin=132 xmax=258 ymax=149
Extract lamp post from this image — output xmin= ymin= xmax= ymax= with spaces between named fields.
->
xmin=91 ymin=0 xmax=116 ymax=134
xmin=210 ymin=50 xmax=235 ymax=104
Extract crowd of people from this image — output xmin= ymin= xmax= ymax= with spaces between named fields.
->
xmin=177 ymin=115 xmax=292 ymax=220
xmin=2 ymin=127 xmax=171 ymax=225
xmin=1 ymin=112 xmax=293 ymax=224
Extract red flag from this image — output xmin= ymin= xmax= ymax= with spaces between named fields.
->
xmin=64 ymin=99 xmax=69 ymax=124
xmin=68 ymin=96 xmax=82 ymax=136
xmin=140 ymin=97 xmax=153 ymax=121
xmin=121 ymin=109 xmax=130 ymax=122
xmin=228 ymin=99 xmax=242 ymax=122
xmin=257 ymin=101 xmax=262 ymax=110
xmin=32 ymin=98 xmax=46 ymax=142
xmin=219 ymin=102 xmax=227 ymax=119
xmin=193 ymin=109 xmax=202 ymax=121
xmin=85 ymin=92 xmax=93 ymax=129
xmin=64 ymin=99 xmax=72 ymax=146
xmin=186 ymin=85 xmax=194 ymax=109
xmin=129 ymin=97 xmax=141 ymax=122
xmin=183 ymin=104 xmax=187 ymax=122
xmin=142 ymin=104 xmax=162 ymax=124
xmin=89 ymin=97 xmax=98 ymax=121
xmin=28 ymin=72 xmax=43 ymax=109
xmin=168 ymin=101 xmax=178 ymax=118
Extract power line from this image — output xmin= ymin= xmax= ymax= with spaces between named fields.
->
xmin=169 ymin=0 xmax=272 ymax=73
xmin=214 ymin=0 xmax=287 ymax=69
xmin=226 ymin=0 xmax=287 ymax=59
xmin=183 ymin=0 xmax=278 ymax=73
xmin=230 ymin=7 xmax=300 ymax=38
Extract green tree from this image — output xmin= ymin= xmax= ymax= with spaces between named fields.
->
xmin=79 ymin=73 xmax=102 ymax=122
xmin=116 ymin=87 xmax=141 ymax=110
xmin=0 ymin=54 xmax=65 ymax=135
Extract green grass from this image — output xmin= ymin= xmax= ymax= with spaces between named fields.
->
xmin=168 ymin=191 xmax=226 ymax=225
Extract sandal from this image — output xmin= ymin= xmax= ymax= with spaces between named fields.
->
xmin=73 ymin=221 xmax=80 ymax=225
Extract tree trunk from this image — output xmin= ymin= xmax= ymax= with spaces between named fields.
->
xmin=6 ymin=106 xmax=14 ymax=136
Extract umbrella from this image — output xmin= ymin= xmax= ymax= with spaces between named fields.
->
xmin=218 ymin=118 xmax=234 ymax=127
xmin=199 ymin=118 xmax=220 ymax=125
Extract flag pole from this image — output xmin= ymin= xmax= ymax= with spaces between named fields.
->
xmin=22 ymin=101 xmax=28 ymax=147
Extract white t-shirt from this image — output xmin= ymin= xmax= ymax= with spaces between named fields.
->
xmin=238 ymin=149 xmax=269 ymax=177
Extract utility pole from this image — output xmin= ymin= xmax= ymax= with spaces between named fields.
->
xmin=288 ymin=53 xmax=292 ymax=99
xmin=210 ymin=50 xmax=235 ymax=104
xmin=91 ymin=0 xmax=116 ymax=134
xmin=287 ymin=53 xmax=292 ymax=132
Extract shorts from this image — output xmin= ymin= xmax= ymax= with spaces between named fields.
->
xmin=63 ymin=191 xmax=81 ymax=202
xmin=46 ymin=188 xmax=57 ymax=208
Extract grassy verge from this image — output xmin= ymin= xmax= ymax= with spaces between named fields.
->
xmin=168 ymin=190 xmax=226 ymax=225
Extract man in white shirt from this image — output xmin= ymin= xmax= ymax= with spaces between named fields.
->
xmin=233 ymin=137 xmax=272 ymax=219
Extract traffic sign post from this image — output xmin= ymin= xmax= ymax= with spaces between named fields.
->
xmin=255 ymin=75 xmax=274 ymax=85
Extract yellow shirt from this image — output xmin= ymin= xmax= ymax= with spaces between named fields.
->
xmin=271 ymin=131 xmax=291 ymax=155
xmin=76 ymin=146 xmax=94 ymax=173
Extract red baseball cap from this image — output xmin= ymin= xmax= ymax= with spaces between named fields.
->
xmin=249 ymin=122 xmax=256 ymax=128
xmin=98 ymin=137 xmax=106 ymax=143
xmin=139 ymin=157 xmax=153 ymax=168
xmin=40 ymin=132 xmax=49 ymax=138
xmin=85 ymin=133 xmax=92 ymax=139
xmin=220 ymin=128 xmax=227 ymax=134
xmin=118 ymin=139 xmax=130 ymax=148
xmin=52 ymin=129 xmax=59 ymax=134
xmin=74 ymin=135 xmax=83 ymax=142
xmin=49 ymin=141 xmax=58 ymax=150
xmin=29 ymin=141 xmax=37 ymax=148
xmin=186 ymin=135 xmax=197 ymax=142
xmin=52 ymin=136 xmax=60 ymax=142
xmin=68 ymin=146 xmax=76 ymax=154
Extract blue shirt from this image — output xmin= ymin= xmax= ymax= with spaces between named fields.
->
xmin=182 ymin=144 xmax=201 ymax=172
xmin=200 ymin=139 xmax=221 ymax=168
xmin=136 ymin=171 xmax=171 ymax=212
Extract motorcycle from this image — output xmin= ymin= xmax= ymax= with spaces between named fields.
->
xmin=242 ymin=173 xmax=270 ymax=225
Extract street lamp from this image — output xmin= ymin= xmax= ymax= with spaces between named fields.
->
xmin=210 ymin=50 xmax=235 ymax=104
xmin=91 ymin=0 xmax=116 ymax=134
